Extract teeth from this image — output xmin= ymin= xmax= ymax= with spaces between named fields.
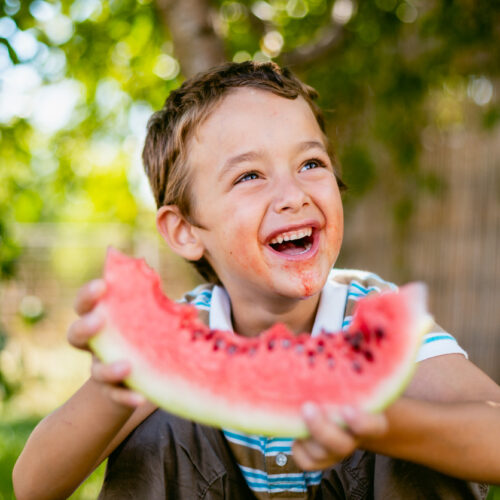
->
xmin=269 ymin=227 xmax=313 ymax=245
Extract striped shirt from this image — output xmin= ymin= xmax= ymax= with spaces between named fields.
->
xmin=181 ymin=270 xmax=467 ymax=499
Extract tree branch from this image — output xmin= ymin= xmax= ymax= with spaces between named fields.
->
xmin=247 ymin=8 xmax=270 ymax=37
xmin=155 ymin=0 xmax=226 ymax=78
xmin=280 ymin=23 xmax=346 ymax=70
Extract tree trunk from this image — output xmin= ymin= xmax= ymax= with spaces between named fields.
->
xmin=155 ymin=0 xmax=227 ymax=78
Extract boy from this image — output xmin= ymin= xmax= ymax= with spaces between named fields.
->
xmin=14 ymin=61 xmax=500 ymax=499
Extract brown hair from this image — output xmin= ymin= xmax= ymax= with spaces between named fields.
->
xmin=143 ymin=60 xmax=345 ymax=283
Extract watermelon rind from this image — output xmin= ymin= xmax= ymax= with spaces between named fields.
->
xmin=89 ymin=283 xmax=433 ymax=438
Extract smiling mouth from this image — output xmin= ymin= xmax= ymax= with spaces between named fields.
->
xmin=268 ymin=227 xmax=314 ymax=255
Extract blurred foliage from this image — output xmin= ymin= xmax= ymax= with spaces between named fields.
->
xmin=0 ymin=0 xmax=499 ymax=277
xmin=0 ymin=418 xmax=41 ymax=497
xmin=0 ymin=321 xmax=19 ymax=401
xmin=487 ymin=486 xmax=500 ymax=500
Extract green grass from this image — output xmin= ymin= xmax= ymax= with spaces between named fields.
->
xmin=0 ymin=417 xmax=39 ymax=500
xmin=0 ymin=418 xmax=105 ymax=500
xmin=1 ymin=417 xmax=499 ymax=499
xmin=487 ymin=485 xmax=500 ymax=500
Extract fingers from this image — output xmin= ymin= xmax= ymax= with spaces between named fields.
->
xmin=293 ymin=402 xmax=389 ymax=471
xmin=67 ymin=310 xmax=105 ymax=350
xmin=293 ymin=439 xmax=338 ymax=471
xmin=71 ymin=279 xmax=145 ymax=409
xmin=74 ymin=279 xmax=106 ymax=315
xmin=91 ymin=358 xmax=131 ymax=384
xmin=91 ymin=357 xmax=146 ymax=408
xmin=102 ymin=385 xmax=146 ymax=408
xmin=340 ymin=406 xmax=388 ymax=438
xmin=302 ymin=402 xmax=358 ymax=457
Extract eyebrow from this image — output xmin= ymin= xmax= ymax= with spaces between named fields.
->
xmin=218 ymin=140 xmax=328 ymax=181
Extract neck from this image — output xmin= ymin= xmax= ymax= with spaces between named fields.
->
xmin=227 ymin=290 xmax=321 ymax=338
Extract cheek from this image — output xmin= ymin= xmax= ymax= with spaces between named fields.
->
xmin=324 ymin=192 xmax=344 ymax=250
xmin=329 ymin=209 xmax=344 ymax=250
xmin=222 ymin=219 xmax=272 ymax=280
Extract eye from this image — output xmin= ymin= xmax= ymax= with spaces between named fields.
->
xmin=235 ymin=171 xmax=259 ymax=184
xmin=300 ymin=158 xmax=327 ymax=172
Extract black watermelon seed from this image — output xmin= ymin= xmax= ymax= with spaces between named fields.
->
xmin=205 ymin=330 xmax=215 ymax=340
xmin=248 ymin=346 xmax=257 ymax=356
xmin=227 ymin=344 xmax=238 ymax=355
xmin=282 ymin=339 xmax=291 ymax=349
xmin=268 ymin=339 xmax=275 ymax=350
xmin=213 ymin=338 xmax=224 ymax=351
xmin=349 ymin=331 xmax=363 ymax=351
xmin=191 ymin=329 xmax=204 ymax=341
xmin=364 ymin=350 xmax=374 ymax=362
xmin=295 ymin=344 xmax=304 ymax=354
xmin=352 ymin=360 xmax=363 ymax=373
xmin=375 ymin=328 xmax=385 ymax=339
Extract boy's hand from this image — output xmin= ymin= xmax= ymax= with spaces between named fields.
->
xmin=68 ymin=279 xmax=106 ymax=351
xmin=67 ymin=279 xmax=145 ymax=408
xmin=292 ymin=402 xmax=388 ymax=470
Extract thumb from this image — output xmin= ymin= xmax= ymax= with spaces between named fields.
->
xmin=339 ymin=406 xmax=388 ymax=438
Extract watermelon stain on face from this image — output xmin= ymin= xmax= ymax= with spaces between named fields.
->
xmin=91 ymin=248 xmax=434 ymax=437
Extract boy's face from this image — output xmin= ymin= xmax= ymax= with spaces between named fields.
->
xmin=187 ymin=88 xmax=343 ymax=303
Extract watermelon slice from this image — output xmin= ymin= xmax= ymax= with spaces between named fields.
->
xmin=90 ymin=248 xmax=433 ymax=437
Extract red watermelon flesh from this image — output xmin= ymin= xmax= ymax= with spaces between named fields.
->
xmin=90 ymin=248 xmax=433 ymax=437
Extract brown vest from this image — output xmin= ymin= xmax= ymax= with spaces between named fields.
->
xmin=99 ymin=409 xmax=486 ymax=499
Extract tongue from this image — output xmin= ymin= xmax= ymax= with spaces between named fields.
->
xmin=272 ymin=241 xmax=307 ymax=255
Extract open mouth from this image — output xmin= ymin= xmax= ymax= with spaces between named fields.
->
xmin=268 ymin=227 xmax=315 ymax=256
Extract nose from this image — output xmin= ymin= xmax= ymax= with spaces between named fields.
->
xmin=272 ymin=175 xmax=310 ymax=213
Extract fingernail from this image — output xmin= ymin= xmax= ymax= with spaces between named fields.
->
xmin=90 ymin=280 xmax=106 ymax=295
xmin=130 ymin=393 xmax=146 ymax=406
xmin=86 ymin=311 xmax=103 ymax=329
xmin=340 ymin=406 xmax=358 ymax=421
xmin=111 ymin=361 xmax=129 ymax=375
xmin=302 ymin=401 xmax=318 ymax=420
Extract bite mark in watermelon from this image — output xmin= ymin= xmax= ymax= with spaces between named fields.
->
xmin=90 ymin=248 xmax=433 ymax=437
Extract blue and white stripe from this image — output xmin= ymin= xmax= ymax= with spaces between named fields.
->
xmin=223 ymin=430 xmax=295 ymax=455
xmin=417 ymin=332 xmax=467 ymax=361
xmin=238 ymin=465 xmax=322 ymax=493
xmin=346 ymin=281 xmax=382 ymax=300
xmin=342 ymin=276 xmax=388 ymax=328
xmin=423 ymin=333 xmax=456 ymax=344
xmin=223 ymin=430 xmax=322 ymax=493
xmin=185 ymin=286 xmax=212 ymax=310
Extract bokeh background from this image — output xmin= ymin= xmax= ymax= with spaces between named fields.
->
xmin=0 ymin=0 xmax=499 ymax=497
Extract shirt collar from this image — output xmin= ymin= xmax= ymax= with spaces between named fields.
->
xmin=209 ymin=277 xmax=348 ymax=336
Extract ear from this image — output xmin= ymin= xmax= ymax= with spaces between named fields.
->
xmin=156 ymin=205 xmax=205 ymax=261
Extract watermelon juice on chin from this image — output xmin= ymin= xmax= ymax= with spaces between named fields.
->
xmin=90 ymin=248 xmax=432 ymax=437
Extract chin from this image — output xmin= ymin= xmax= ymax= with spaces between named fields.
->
xmin=277 ymin=271 xmax=325 ymax=300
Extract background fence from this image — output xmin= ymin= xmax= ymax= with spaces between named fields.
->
xmin=340 ymin=126 xmax=500 ymax=382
